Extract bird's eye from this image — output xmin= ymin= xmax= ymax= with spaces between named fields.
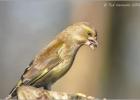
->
xmin=88 ymin=32 xmax=92 ymax=36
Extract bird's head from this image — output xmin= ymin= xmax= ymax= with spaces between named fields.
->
xmin=61 ymin=22 xmax=98 ymax=50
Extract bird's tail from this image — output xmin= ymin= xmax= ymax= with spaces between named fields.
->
xmin=6 ymin=80 xmax=23 ymax=100
xmin=5 ymin=86 xmax=18 ymax=100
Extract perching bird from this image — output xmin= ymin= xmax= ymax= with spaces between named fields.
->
xmin=7 ymin=22 xmax=98 ymax=99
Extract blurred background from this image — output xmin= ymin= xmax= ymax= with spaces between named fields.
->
xmin=0 ymin=0 xmax=140 ymax=99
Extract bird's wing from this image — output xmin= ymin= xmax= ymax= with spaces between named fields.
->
xmin=24 ymin=55 xmax=62 ymax=85
xmin=9 ymin=40 xmax=63 ymax=97
xmin=9 ymin=54 xmax=62 ymax=97
xmin=17 ymin=40 xmax=64 ymax=86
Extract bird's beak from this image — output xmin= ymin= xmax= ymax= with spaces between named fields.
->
xmin=85 ymin=37 xmax=98 ymax=50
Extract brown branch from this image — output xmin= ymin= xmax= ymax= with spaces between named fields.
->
xmin=17 ymin=86 xmax=106 ymax=100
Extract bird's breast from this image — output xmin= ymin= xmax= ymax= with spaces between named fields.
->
xmin=51 ymin=46 xmax=80 ymax=80
xmin=50 ymin=57 xmax=74 ymax=80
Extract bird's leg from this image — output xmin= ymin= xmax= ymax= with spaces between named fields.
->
xmin=43 ymin=84 xmax=51 ymax=90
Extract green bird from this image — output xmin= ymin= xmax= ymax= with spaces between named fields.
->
xmin=6 ymin=22 xmax=98 ymax=99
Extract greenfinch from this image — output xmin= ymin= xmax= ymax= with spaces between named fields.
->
xmin=7 ymin=22 xmax=98 ymax=99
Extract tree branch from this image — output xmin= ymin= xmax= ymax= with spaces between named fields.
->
xmin=17 ymin=86 xmax=106 ymax=100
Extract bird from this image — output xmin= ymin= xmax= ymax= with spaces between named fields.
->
xmin=6 ymin=22 xmax=98 ymax=99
